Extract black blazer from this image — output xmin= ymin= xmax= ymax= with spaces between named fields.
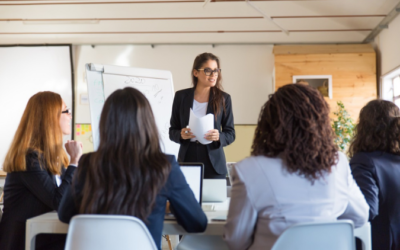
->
xmin=0 ymin=151 xmax=76 ymax=250
xmin=58 ymin=153 xmax=207 ymax=250
xmin=350 ymin=151 xmax=400 ymax=250
xmin=169 ymin=87 xmax=235 ymax=174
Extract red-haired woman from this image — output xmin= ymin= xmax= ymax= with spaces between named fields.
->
xmin=0 ymin=92 xmax=82 ymax=250
xmin=169 ymin=52 xmax=235 ymax=179
xmin=349 ymin=100 xmax=400 ymax=250
xmin=224 ymin=84 xmax=369 ymax=250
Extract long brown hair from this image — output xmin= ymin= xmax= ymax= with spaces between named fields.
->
xmin=78 ymin=87 xmax=171 ymax=221
xmin=348 ymin=99 xmax=400 ymax=157
xmin=251 ymin=84 xmax=338 ymax=181
xmin=3 ymin=91 xmax=69 ymax=175
xmin=192 ymin=52 xmax=225 ymax=116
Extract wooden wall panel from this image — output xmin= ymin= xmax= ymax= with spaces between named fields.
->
xmin=274 ymin=47 xmax=377 ymax=121
xmin=273 ymin=44 xmax=375 ymax=55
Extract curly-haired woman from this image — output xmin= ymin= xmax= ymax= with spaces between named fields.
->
xmin=224 ymin=84 xmax=369 ymax=250
xmin=349 ymin=100 xmax=400 ymax=250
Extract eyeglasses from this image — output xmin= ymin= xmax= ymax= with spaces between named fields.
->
xmin=62 ymin=108 xmax=72 ymax=115
xmin=197 ymin=68 xmax=221 ymax=76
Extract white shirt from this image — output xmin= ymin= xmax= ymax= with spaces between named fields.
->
xmin=190 ymin=100 xmax=208 ymax=142
xmin=55 ymin=164 xmax=77 ymax=187
xmin=55 ymin=175 xmax=61 ymax=187
xmin=224 ymin=152 xmax=369 ymax=250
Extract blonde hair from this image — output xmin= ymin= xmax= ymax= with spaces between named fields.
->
xmin=3 ymin=91 xmax=69 ymax=174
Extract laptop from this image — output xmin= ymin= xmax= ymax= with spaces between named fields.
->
xmin=165 ymin=162 xmax=203 ymax=220
xmin=179 ymin=162 xmax=204 ymax=205
xmin=202 ymin=179 xmax=227 ymax=202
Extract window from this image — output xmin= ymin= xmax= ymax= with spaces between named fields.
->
xmin=381 ymin=66 xmax=400 ymax=108
xmin=393 ymin=76 xmax=400 ymax=107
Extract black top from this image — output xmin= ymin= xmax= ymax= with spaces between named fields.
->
xmin=58 ymin=153 xmax=208 ymax=250
xmin=350 ymin=151 xmax=400 ymax=250
xmin=0 ymin=151 xmax=76 ymax=250
xmin=169 ymin=87 xmax=235 ymax=174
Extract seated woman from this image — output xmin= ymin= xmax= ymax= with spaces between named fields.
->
xmin=224 ymin=84 xmax=369 ymax=250
xmin=58 ymin=87 xmax=207 ymax=250
xmin=0 ymin=91 xmax=82 ymax=250
xmin=349 ymin=99 xmax=400 ymax=250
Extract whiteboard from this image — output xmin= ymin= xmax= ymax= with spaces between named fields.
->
xmin=0 ymin=46 xmax=73 ymax=169
xmin=73 ymin=45 xmax=274 ymax=125
xmin=86 ymin=63 xmax=179 ymax=158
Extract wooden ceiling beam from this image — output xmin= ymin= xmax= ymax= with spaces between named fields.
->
xmin=0 ymin=0 xmax=356 ymax=5
xmin=0 ymin=29 xmax=372 ymax=35
xmin=0 ymin=15 xmax=386 ymax=22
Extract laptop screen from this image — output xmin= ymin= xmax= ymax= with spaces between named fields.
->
xmin=180 ymin=163 xmax=203 ymax=205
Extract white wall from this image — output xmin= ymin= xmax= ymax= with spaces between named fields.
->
xmin=375 ymin=14 xmax=400 ymax=75
xmin=73 ymin=45 xmax=274 ymax=125
xmin=0 ymin=46 xmax=72 ymax=168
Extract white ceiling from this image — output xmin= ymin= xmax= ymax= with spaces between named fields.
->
xmin=0 ymin=0 xmax=398 ymax=44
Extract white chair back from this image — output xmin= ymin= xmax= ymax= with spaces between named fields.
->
xmin=64 ymin=215 xmax=158 ymax=250
xmin=271 ymin=220 xmax=355 ymax=250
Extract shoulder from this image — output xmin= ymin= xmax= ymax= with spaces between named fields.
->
xmin=175 ymin=88 xmax=193 ymax=97
xmin=75 ymin=153 xmax=94 ymax=178
xmin=78 ymin=153 xmax=94 ymax=165
xmin=336 ymin=151 xmax=349 ymax=162
xmin=350 ymin=151 xmax=400 ymax=169
xmin=165 ymin=154 xmax=180 ymax=172
xmin=333 ymin=151 xmax=352 ymax=172
xmin=349 ymin=151 xmax=375 ymax=166
xmin=25 ymin=150 xmax=43 ymax=171
xmin=26 ymin=150 xmax=39 ymax=161
xmin=221 ymin=90 xmax=231 ymax=99
xmin=220 ymin=91 xmax=232 ymax=106
xmin=235 ymin=155 xmax=281 ymax=180
xmin=164 ymin=154 xmax=186 ymax=188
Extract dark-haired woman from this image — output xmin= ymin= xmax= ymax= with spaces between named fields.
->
xmin=349 ymin=100 xmax=400 ymax=250
xmin=169 ymin=53 xmax=235 ymax=179
xmin=224 ymin=84 xmax=369 ymax=250
xmin=58 ymin=87 xmax=207 ymax=250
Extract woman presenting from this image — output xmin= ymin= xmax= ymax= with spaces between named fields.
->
xmin=169 ymin=52 xmax=235 ymax=179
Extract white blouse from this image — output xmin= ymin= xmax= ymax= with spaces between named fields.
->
xmin=224 ymin=152 xmax=369 ymax=250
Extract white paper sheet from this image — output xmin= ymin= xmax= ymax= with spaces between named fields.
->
xmin=188 ymin=109 xmax=214 ymax=145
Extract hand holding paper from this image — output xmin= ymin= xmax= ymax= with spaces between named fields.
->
xmin=188 ymin=109 xmax=214 ymax=145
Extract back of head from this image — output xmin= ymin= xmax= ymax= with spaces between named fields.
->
xmin=349 ymin=99 xmax=400 ymax=156
xmin=251 ymin=84 xmax=338 ymax=181
xmin=79 ymin=87 xmax=171 ymax=221
xmin=3 ymin=91 xmax=68 ymax=174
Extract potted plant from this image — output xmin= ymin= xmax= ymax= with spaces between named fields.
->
xmin=332 ymin=101 xmax=355 ymax=154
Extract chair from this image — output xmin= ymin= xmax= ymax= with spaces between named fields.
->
xmin=64 ymin=215 xmax=158 ymax=250
xmin=271 ymin=220 xmax=355 ymax=250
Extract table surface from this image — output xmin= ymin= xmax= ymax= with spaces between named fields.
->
xmin=27 ymin=199 xmax=230 ymax=235
xmin=25 ymin=198 xmax=371 ymax=250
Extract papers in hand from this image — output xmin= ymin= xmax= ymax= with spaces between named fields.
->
xmin=188 ymin=109 xmax=214 ymax=145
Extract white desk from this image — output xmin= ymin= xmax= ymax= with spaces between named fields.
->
xmin=25 ymin=199 xmax=371 ymax=250
xmin=25 ymin=211 xmax=229 ymax=250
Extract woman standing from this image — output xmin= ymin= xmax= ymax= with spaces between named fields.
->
xmin=58 ymin=87 xmax=207 ymax=250
xmin=349 ymin=100 xmax=400 ymax=250
xmin=0 ymin=91 xmax=82 ymax=250
xmin=169 ymin=53 xmax=235 ymax=179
